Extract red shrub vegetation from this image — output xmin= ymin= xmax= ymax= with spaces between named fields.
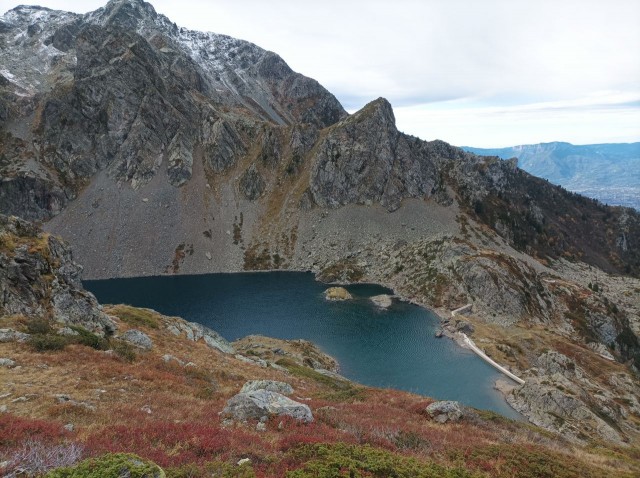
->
xmin=84 ymin=421 xmax=267 ymax=468
xmin=0 ymin=414 xmax=73 ymax=448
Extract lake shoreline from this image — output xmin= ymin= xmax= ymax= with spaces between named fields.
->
xmin=84 ymin=270 xmax=522 ymax=419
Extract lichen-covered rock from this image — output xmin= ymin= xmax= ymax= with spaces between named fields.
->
xmin=240 ymin=380 xmax=293 ymax=395
xmin=426 ymin=400 xmax=464 ymax=423
xmin=120 ymin=329 xmax=153 ymax=350
xmin=222 ymin=389 xmax=313 ymax=422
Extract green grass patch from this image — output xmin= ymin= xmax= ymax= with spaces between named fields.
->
xmin=275 ymin=358 xmax=364 ymax=401
xmin=107 ymin=305 xmax=161 ymax=329
xmin=46 ymin=453 xmax=163 ymax=478
xmin=166 ymin=461 xmax=255 ymax=478
xmin=287 ymin=443 xmax=482 ymax=478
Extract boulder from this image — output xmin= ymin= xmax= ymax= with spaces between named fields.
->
xmin=370 ymin=294 xmax=392 ymax=308
xmin=0 ymin=329 xmax=29 ymax=343
xmin=324 ymin=287 xmax=352 ymax=301
xmin=222 ymin=390 xmax=313 ymax=422
xmin=0 ymin=358 xmax=16 ymax=367
xmin=240 ymin=380 xmax=294 ymax=395
xmin=121 ymin=329 xmax=153 ymax=350
xmin=426 ymin=400 xmax=464 ymax=423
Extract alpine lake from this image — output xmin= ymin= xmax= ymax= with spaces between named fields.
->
xmin=85 ymin=271 xmax=520 ymax=419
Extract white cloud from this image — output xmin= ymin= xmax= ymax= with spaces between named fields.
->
xmin=1 ymin=0 xmax=639 ymax=146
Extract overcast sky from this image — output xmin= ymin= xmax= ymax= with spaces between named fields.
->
xmin=2 ymin=0 xmax=639 ymax=147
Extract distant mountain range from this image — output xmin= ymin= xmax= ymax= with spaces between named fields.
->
xmin=462 ymin=142 xmax=640 ymax=210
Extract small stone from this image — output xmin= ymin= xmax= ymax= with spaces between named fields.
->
xmin=142 ymin=197 xmax=149 ymax=202
xmin=0 ymin=358 xmax=16 ymax=368
xmin=12 ymin=396 xmax=28 ymax=403
xmin=63 ymin=423 xmax=74 ymax=432
xmin=141 ymin=405 xmax=152 ymax=414
xmin=121 ymin=329 xmax=153 ymax=350
xmin=58 ymin=327 xmax=79 ymax=336
xmin=0 ymin=405 xmax=7 ymax=413
xmin=205 ymin=252 xmax=212 ymax=260
xmin=237 ymin=458 xmax=251 ymax=466
xmin=256 ymin=422 xmax=266 ymax=432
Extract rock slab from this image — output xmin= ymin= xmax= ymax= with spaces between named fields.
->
xmin=223 ymin=390 xmax=313 ymax=422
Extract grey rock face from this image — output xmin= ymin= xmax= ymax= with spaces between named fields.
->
xmin=240 ymin=380 xmax=293 ymax=395
xmin=426 ymin=400 xmax=464 ymax=423
xmin=121 ymin=329 xmax=153 ymax=350
xmin=239 ymin=164 xmax=266 ymax=201
xmin=0 ymin=215 xmax=114 ymax=336
xmin=507 ymin=378 xmax=622 ymax=444
xmin=222 ymin=389 xmax=313 ymax=422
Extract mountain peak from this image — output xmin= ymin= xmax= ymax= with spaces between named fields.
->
xmin=349 ymin=97 xmax=395 ymax=127
xmin=88 ymin=0 xmax=159 ymax=29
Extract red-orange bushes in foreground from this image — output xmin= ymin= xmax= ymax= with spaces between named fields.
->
xmin=84 ymin=421 xmax=267 ymax=468
xmin=0 ymin=414 xmax=73 ymax=447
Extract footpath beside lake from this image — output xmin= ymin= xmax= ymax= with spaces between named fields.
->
xmin=85 ymin=271 xmax=520 ymax=419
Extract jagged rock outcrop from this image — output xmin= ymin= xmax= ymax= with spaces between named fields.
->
xmin=164 ymin=316 xmax=234 ymax=354
xmin=310 ymin=98 xmax=441 ymax=212
xmin=0 ymin=214 xmax=114 ymax=335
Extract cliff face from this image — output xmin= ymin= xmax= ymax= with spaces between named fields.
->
xmin=0 ymin=214 xmax=113 ymax=335
xmin=0 ymin=0 xmax=346 ymax=221
xmin=1 ymin=0 xmax=640 ymax=444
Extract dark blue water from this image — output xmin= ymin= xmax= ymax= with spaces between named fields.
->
xmin=85 ymin=271 xmax=519 ymax=419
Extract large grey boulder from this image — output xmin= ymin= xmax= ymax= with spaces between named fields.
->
xmin=223 ymin=390 xmax=313 ymax=423
xmin=240 ymin=380 xmax=293 ymax=395
xmin=426 ymin=400 xmax=464 ymax=423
